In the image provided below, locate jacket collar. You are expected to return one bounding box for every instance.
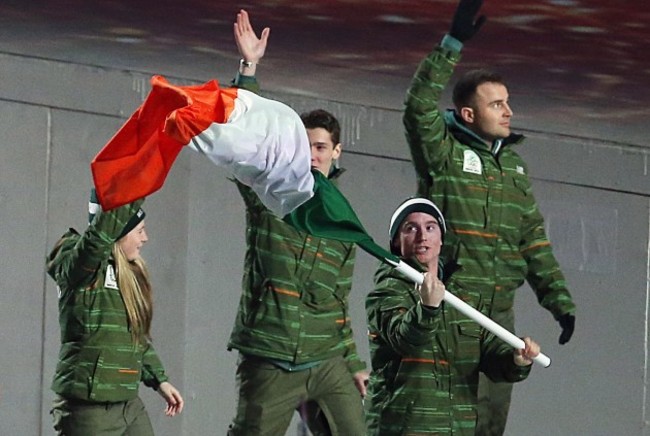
[328,166,346,180]
[443,109,524,154]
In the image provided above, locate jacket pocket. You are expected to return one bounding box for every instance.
[511,174,529,196]
[303,284,342,312]
[379,397,417,435]
[502,174,529,228]
[85,349,141,401]
[244,280,272,327]
[86,350,102,399]
[452,318,482,379]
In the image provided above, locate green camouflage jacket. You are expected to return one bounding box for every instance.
[365,261,531,435]
[227,74,365,374]
[228,180,365,374]
[403,35,576,319]
[46,200,168,402]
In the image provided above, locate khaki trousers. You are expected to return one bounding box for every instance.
[51,395,154,436]
[476,309,515,436]
[228,354,366,436]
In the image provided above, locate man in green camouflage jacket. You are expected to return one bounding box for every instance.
[366,197,540,435]
[227,10,367,436]
[403,1,576,434]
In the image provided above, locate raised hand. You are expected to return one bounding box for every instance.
[449,0,487,43]
[558,313,575,344]
[233,9,270,64]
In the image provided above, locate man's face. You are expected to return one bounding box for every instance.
[117,220,148,261]
[395,212,442,266]
[465,82,513,143]
[307,127,342,176]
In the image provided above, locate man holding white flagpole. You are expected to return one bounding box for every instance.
[226,10,367,436]
[365,198,540,435]
[403,0,577,433]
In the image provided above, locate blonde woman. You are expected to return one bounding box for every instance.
[47,192,183,436]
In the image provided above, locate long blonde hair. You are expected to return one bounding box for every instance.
[113,244,153,345]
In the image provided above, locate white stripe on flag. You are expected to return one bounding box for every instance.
[186,89,314,217]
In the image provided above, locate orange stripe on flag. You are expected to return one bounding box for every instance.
[164,84,237,145]
[91,75,235,210]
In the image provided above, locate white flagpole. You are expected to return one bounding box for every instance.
[390,259,551,368]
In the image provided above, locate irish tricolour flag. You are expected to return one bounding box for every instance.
[91,75,313,217]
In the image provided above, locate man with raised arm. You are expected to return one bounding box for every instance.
[226,10,368,436]
[403,1,576,433]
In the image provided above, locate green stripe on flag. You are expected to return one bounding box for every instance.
[283,170,400,264]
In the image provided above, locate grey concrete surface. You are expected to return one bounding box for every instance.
[0,1,649,435]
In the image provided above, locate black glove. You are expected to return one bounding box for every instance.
[558,314,575,345]
[449,0,487,43]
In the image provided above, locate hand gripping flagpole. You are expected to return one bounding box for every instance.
[390,259,551,368]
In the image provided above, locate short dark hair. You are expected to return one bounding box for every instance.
[300,109,341,145]
[452,69,507,110]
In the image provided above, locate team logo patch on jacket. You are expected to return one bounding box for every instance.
[104,265,118,290]
[462,150,482,175]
